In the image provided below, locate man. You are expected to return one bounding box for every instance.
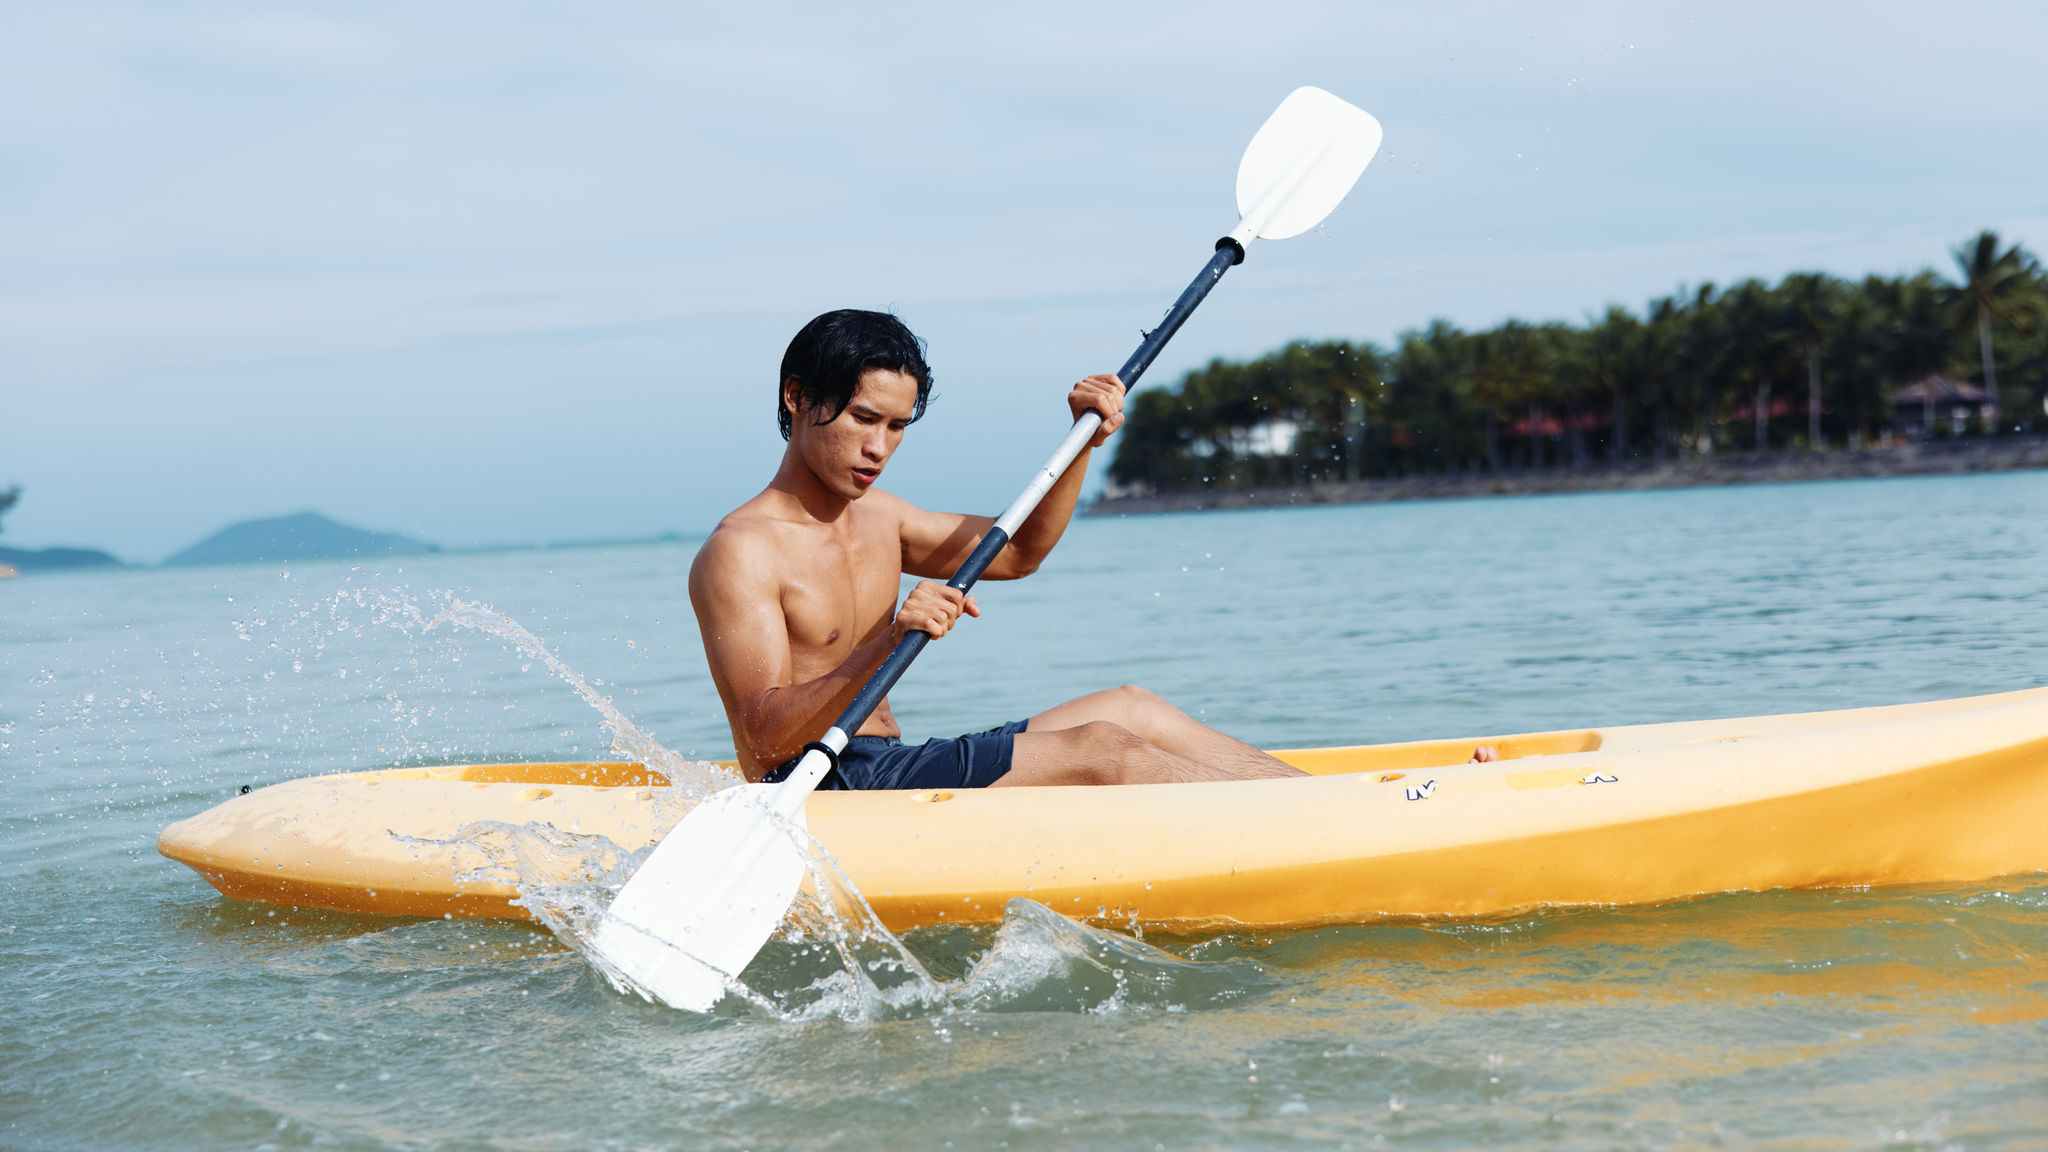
[687,308,1315,791]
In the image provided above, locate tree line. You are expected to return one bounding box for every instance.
[1107,231,2047,494]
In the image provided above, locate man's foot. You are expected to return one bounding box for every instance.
[1469,745,1499,763]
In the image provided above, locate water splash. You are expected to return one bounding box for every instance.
[950,898,1270,1014]
[335,587,1264,1022]
[466,813,1265,1022]
[415,810,959,1020]
[326,587,730,798]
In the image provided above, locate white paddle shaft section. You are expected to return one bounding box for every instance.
[993,414,1105,536]
[768,725,849,813]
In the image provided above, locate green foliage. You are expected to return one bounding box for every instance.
[1109,233,2048,492]
[1946,231,2048,426]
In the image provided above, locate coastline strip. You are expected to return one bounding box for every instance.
[1089,435,2048,515]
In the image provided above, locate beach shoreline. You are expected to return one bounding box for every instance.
[1088,434,2048,515]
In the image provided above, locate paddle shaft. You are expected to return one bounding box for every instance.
[787,240,1248,793]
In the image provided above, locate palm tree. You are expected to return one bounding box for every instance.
[1581,306,1643,466]
[1779,272,1840,449]
[1866,272,1960,439]
[1279,340,1380,483]
[1535,323,1600,469]
[1717,279,1793,454]
[1106,388,1188,492]
[1481,322,1556,468]
[1465,327,1517,471]
[1947,231,2045,431]
[1391,322,1478,473]
[1674,284,1723,457]
[1826,289,1889,447]
[1640,297,1683,464]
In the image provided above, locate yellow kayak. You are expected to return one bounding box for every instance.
[159,686,2048,932]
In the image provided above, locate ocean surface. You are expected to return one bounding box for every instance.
[7,471,2048,1151]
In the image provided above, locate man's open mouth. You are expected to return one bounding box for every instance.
[852,468,880,487]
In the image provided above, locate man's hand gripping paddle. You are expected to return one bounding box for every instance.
[587,86,1383,1011]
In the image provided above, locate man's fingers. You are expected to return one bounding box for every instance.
[1078,380,1123,409]
[899,581,976,639]
[1069,375,1125,418]
[1071,374,1125,447]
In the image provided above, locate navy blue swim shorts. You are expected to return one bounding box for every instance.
[763,719,1029,791]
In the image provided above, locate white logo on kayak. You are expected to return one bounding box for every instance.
[1405,779,1437,801]
[1580,771,1618,785]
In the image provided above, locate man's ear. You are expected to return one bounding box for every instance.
[782,377,803,421]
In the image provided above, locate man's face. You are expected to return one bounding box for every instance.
[788,368,920,500]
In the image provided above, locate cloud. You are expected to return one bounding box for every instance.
[4,1,2046,556]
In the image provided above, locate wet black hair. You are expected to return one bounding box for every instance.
[777,309,933,440]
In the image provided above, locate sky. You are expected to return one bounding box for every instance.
[5,1,2047,561]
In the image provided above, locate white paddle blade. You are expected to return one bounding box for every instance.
[585,784,809,1012]
[1232,86,1383,243]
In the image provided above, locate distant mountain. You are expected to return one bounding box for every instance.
[0,545,123,574]
[166,512,438,567]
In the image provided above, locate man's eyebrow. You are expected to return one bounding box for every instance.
[848,400,906,421]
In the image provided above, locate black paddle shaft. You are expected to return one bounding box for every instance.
[830,239,1248,739]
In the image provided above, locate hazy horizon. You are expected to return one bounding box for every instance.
[7,2,2047,562]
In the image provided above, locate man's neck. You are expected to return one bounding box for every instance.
[765,447,854,525]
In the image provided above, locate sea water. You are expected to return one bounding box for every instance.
[7,472,2048,1150]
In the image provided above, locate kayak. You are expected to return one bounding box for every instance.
[158,686,2048,932]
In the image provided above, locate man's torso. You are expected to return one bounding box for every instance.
[705,492,908,762]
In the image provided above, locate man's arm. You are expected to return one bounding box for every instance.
[690,530,976,774]
[896,374,1125,581]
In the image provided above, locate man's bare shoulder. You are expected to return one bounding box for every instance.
[852,485,918,526]
[689,500,798,594]
[692,487,917,593]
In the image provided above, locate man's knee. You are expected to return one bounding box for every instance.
[1105,684,1172,718]
[1032,721,1146,783]
[1065,721,1154,784]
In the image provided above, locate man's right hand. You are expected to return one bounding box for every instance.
[897,580,980,640]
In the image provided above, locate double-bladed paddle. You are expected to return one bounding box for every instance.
[588,86,1383,1011]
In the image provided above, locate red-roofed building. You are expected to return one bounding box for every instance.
[1891,376,1991,437]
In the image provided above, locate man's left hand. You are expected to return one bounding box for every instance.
[1068,374,1125,447]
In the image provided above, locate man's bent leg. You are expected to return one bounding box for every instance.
[1021,686,1305,781]
[994,722,1250,787]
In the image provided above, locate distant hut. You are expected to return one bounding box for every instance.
[1890,375,1991,438]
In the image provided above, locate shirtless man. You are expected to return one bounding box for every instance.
[688,308,1313,790]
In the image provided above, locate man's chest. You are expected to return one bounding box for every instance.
[777,524,901,651]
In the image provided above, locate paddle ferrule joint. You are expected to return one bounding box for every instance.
[799,740,841,775]
[774,726,850,801]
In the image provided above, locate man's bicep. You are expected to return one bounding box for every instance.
[690,550,794,706]
[896,500,1001,580]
